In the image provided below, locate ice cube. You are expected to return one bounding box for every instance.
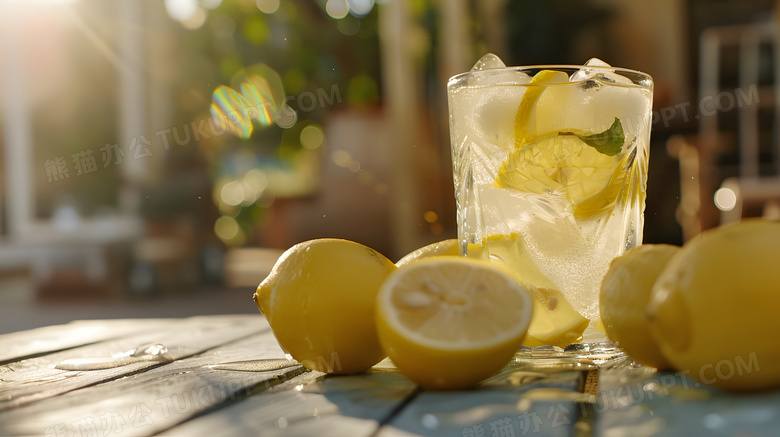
[449,54,531,150]
[571,57,633,86]
[570,58,611,82]
[471,53,506,71]
[449,83,525,155]
[462,54,531,88]
[550,58,652,138]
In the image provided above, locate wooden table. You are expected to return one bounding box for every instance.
[1,315,778,436]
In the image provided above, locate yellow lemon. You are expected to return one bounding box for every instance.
[254,238,397,374]
[648,219,780,391]
[376,257,533,389]
[396,239,460,267]
[600,244,680,369]
[469,234,589,348]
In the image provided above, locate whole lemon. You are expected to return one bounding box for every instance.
[396,239,460,266]
[648,219,780,391]
[254,239,397,374]
[600,244,680,369]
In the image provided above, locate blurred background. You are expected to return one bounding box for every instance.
[1,0,779,334]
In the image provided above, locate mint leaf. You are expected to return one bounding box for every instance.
[577,117,624,156]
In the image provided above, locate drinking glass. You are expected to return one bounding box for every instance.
[447,57,653,356]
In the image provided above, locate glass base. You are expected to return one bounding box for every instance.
[512,341,635,372]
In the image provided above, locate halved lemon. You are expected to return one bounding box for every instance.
[376,257,533,389]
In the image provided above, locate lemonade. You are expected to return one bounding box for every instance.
[448,56,653,325]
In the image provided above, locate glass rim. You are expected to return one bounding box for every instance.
[448,64,653,87]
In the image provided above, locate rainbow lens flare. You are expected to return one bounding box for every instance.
[210,85,254,139]
[211,63,298,138]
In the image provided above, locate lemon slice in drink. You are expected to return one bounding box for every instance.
[470,234,589,347]
[376,257,533,389]
[497,70,628,218]
[514,70,566,145]
[495,135,630,218]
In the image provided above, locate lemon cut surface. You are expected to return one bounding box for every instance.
[376,257,533,389]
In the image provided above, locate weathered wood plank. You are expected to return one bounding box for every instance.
[595,369,780,436]
[159,359,418,437]
[0,319,177,365]
[377,363,588,437]
[0,315,266,411]
[0,324,303,437]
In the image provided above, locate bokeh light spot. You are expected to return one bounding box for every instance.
[347,0,374,17]
[215,216,240,241]
[181,6,207,30]
[165,0,198,22]
[423,211,438,223]
[325,0,349,19]
[256,0,280,14]
[714,187,737,211]
[275,105,298,129]
[348,161,361,172]
[300,125,325,150]
[242,169,268,205]
[332,150,352,167]
[220,180,244,207]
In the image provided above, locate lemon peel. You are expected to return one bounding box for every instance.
[254,238,397,374]
[600,244,680,369]
[648,219,780,391]
[396,239,460,267]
